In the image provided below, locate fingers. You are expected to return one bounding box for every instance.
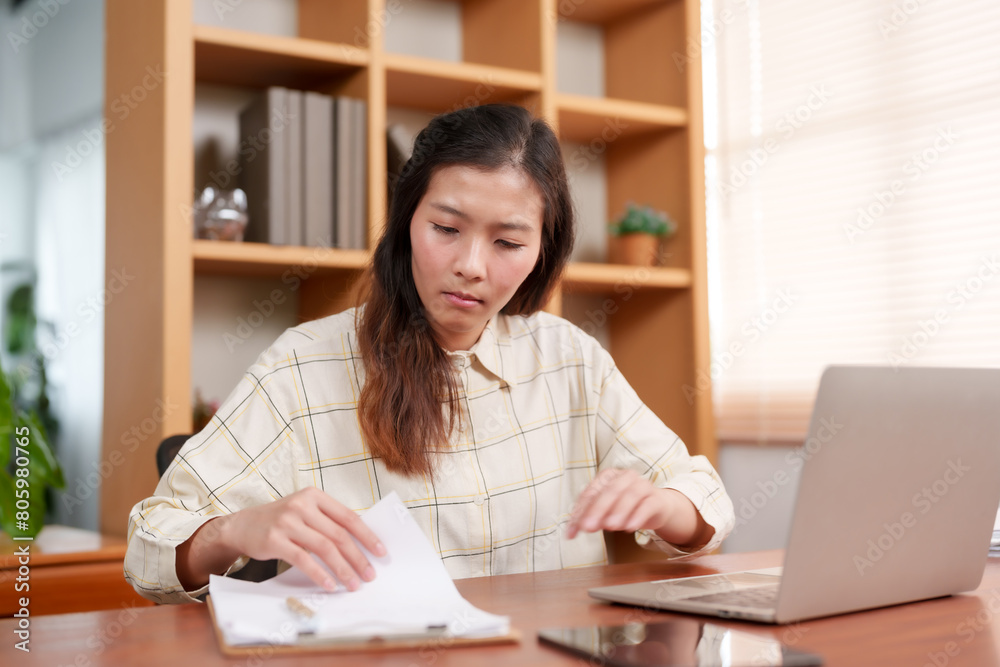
[567,469,665,538]
[315,493,387,559]
[223,488,389,592]
[300,505,378,590]
[277,538,343,592]
[287,489,387,590]
[287,521,370,592]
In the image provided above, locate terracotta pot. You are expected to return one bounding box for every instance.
[609,233,661,266]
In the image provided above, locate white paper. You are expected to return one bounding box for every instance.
[208,492,509,646]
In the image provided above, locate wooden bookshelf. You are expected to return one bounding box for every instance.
[384,54,543,111]
[562,263,692,293]
[556,93,688,143]
[192,240,368,277]
[194,25,369,88]
[103,0,716,566]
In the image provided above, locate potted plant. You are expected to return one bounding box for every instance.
[0,278,64,539]
[607,202,677,267]
[0,359,64,538]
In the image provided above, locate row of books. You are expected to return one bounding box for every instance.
[238,87,367,249]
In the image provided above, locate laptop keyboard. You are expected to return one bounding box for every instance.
[686,585,779,609]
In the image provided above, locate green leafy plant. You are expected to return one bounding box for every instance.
[0,359,64,537]
[608,202,678,237]
[0,277,63,538]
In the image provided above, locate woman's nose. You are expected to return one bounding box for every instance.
[454,238,487,280]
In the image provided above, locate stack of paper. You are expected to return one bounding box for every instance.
[208,492,510,647]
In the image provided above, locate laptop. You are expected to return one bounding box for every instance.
[590,366,1000,624]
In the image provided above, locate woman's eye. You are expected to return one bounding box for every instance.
[496,239,523,250]
[432,224,458,235]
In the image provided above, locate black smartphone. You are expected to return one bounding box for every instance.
[538,619,823,667]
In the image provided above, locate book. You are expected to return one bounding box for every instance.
[351,97,368,249]
[303,92,334,248]
[285,89,303,247]
[333,96,353,249]
[238,87,288,245]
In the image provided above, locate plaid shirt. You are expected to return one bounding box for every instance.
[126,309,734,604]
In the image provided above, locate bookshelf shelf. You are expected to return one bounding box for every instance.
[192,240,369,277]
[558,0,673,24]
[555,93,687,143]
[194,25,368,88]
[563,263,691,293]
[385,54,543,111]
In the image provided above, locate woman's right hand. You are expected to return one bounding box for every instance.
[176,487,387,592]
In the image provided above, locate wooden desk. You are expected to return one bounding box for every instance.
[0,525,154,616]
[4,550,1000,666]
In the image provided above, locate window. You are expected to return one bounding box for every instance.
[704,0,1000,442]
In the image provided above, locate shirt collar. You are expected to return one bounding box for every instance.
[457,314,518,386]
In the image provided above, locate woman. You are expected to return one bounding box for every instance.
[125,104,734,604]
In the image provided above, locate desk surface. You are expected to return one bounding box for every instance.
[0,525,128,569]
[5,550,1000,666]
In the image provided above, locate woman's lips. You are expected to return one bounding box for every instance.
[444,291,482,308]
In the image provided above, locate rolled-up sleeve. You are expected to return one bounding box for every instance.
[124,351,300,604]
[592,347,734,559]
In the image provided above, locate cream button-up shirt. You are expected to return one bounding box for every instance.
[126,309,734,604]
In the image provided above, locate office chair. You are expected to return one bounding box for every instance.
[156,435,278,583]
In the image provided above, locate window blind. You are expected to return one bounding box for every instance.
[703,0,1000,443]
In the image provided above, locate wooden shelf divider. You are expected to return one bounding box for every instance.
[556,93,687,143]
[193,240,369,277]
[194,25,368,88]
[385,53,543,111]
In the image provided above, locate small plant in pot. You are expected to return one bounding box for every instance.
[607,202,677,267]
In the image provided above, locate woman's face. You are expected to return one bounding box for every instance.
[410,164,544,351]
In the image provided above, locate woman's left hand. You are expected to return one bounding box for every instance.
[565,469,713,549]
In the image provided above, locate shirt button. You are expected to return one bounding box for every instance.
[473,494,486,506]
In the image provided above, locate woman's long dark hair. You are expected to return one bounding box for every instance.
[357,104,575,476]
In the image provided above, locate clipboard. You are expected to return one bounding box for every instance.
[206,595,521,656]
